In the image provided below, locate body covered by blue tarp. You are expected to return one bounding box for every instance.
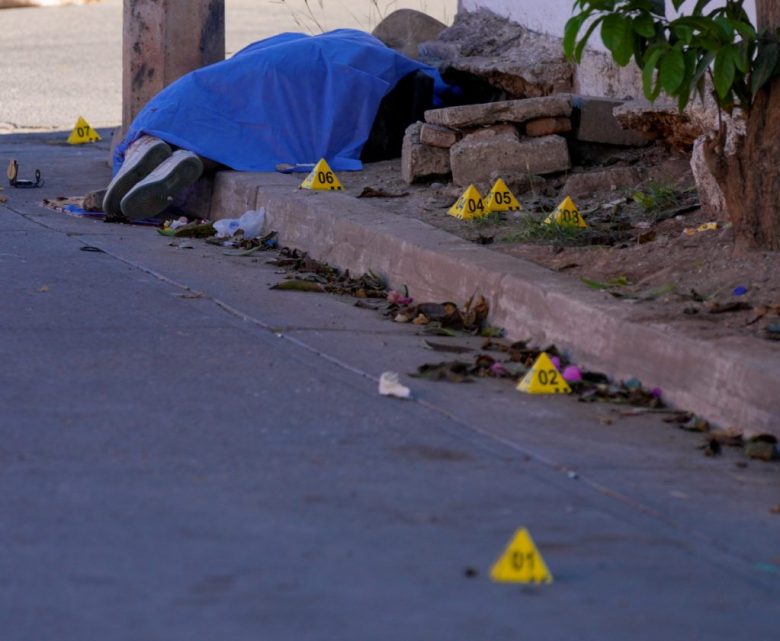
[114,29,446,174]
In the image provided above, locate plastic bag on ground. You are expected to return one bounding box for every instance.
[213,208,266,239]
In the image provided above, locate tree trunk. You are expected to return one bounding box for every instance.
[712,77,780,250]
[757,2,780,30]
[711,0,780,250]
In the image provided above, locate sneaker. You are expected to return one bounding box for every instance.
[102,135,172,219]
[120,150,204,220]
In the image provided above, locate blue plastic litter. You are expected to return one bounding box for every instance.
[114,29,447,175]
[733,286,748,296]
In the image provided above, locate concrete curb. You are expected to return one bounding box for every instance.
[209,171,780,435]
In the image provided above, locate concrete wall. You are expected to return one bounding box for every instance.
[458,0,757,98]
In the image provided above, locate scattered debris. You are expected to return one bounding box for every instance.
[212,208,266,240]
[682,221,718,235]
[221,231,279,255]
[7,159,43,188]
[423,339,474,354]
[378,371,412,399]
[159,221,216,238]
[744,435,778,462]
[269,248,387,298]
[706,300,752,314]
[271,279,326,293]
[177,290,205,299]
[765,324,780,341]
[392,293,494,335]
[699,438,722,457]
[357,186,409,198]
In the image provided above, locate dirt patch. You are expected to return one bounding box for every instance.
[339,152,780,346]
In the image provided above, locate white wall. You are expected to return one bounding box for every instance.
[458,0,757,98]
[460,0,757,51]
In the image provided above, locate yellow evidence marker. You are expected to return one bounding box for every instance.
[299,159,343,191]
[448,184,486,220]
[544,196,587,228]
[516,352,571,395]
[66,116,101,144]
[484,178,522,213]
[490,528,553,584]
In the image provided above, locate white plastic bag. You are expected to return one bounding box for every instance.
[213,208,266,239]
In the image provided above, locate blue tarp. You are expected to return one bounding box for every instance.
[114,29,446,174]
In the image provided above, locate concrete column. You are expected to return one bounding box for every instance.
[122,0,225,131]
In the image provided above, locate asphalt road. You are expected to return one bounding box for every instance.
[0,0,456,130]
[2,2,780,638]
[1,130,779,640]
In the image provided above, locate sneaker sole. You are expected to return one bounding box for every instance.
[102,141,172,218]
[119,154,204,220]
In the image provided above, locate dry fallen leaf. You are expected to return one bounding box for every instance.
[38,284,49,293]
[271,279,326,293]
[178,290,205,299]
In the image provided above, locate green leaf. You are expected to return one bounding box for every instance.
[660,47,686,93]
[752,42,779,96]
[649,0,665,17]
[671,23,693,45]
[691,51,715,99]
[734,43,750,74]
[601,14,630,53]
[613,23,636,66]
[574,16,605,62]
[714,16,734,42]
[713,46,736,98]
[729,19,756,43]
[676,49,697,111]
[692,0,713,15]
[642,45,665,100]
[564,13,588,61]
[633,13,656,38]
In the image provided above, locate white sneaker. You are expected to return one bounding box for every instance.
[120,150,204,220]
[103,135,172,219]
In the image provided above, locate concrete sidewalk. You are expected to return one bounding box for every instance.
[207,170,780,436]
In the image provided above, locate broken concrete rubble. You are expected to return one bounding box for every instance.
[526,117,572,137]
[424,95,572,129]
[402,92,666,188]
[402,122,451,184]
[613,100,706,151]
[450,132,570,186]
[419,123,460,149]
[419,8,573,99]
[573,96,651,147]
[562,167,642,201]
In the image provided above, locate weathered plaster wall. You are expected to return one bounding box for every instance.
[457,0,757,98]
